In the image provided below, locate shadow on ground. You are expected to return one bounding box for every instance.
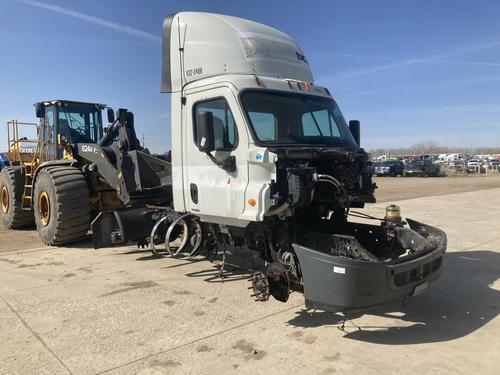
[287,250,499,344]
[184,250,260,283]
[110,242,500,345]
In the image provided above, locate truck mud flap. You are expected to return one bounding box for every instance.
[292,239,446,312]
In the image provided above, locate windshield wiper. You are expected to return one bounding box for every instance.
[309,111,324,136]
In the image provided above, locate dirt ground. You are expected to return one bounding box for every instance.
[0,176,499,374]
[0,228,46,253]
[374,173,500,203]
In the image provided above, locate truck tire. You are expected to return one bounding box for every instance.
[33,167,90,246]
[0,167,34,229]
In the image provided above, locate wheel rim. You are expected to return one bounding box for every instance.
[1,186,9,214]
[38,191,51,226]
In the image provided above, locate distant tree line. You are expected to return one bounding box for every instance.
[368,140,500,158]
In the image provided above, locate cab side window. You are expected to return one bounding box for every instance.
[194,98,237,151]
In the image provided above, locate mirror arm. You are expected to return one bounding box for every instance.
[206,152,236,173]
[206,152,221,166]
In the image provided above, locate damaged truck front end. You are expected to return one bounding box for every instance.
[248,145,446,312]
[293,218,446,312]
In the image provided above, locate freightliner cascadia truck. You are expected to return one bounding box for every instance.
[93,12,447,312]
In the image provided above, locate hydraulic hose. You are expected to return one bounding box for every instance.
[149,212,193,257]
[165,213,191,256]
[150,216,169,256]
[316,173,351,214]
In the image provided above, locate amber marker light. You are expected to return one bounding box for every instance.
[248,199,257,207]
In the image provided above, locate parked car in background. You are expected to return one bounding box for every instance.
[466,159,483,173]
[374,160,405,176]
[489,159,500,170]
[437,154,448,164]
[404,159,441,177]
[454,161,466,172]
[467,158,481,167]
[446,153,465,163]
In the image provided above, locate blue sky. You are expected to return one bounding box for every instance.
[1,0,499,152]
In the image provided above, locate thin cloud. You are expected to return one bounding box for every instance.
[308,52,401,63]
[313,52,500,68]
[16,0,161,44]
[435,59,500,67]
[324,38,500,81]
[336,74,500,97]
[311,52,403,63]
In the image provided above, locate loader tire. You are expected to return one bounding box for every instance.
[0,167,34,229]
[33,167,90,246]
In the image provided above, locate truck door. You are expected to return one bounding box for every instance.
[184,88,248,221]
[43,105,58,160]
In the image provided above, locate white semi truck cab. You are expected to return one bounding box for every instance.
[161,12,375,225]
[94,12,447,312]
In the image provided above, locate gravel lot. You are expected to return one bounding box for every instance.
[374,172,500,202]
[0,176,499,375]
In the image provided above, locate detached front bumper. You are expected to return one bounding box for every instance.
[292,220,447,312]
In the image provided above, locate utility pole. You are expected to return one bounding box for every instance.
[142,133,145,148]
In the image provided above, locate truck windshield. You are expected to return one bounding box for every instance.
[58,103,103,143]
[240,90,357,148]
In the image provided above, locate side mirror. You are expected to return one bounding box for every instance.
[349,120,361,147]
[35,103,45,118]
[107,108,115,123]
[196,112,215,152]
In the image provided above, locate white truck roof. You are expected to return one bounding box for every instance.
[161,12,313,93]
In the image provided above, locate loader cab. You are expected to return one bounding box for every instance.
[35,100,105,159]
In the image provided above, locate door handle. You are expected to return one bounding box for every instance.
[190,183,198,204]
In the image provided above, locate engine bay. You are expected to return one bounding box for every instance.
[269,147,376,218]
